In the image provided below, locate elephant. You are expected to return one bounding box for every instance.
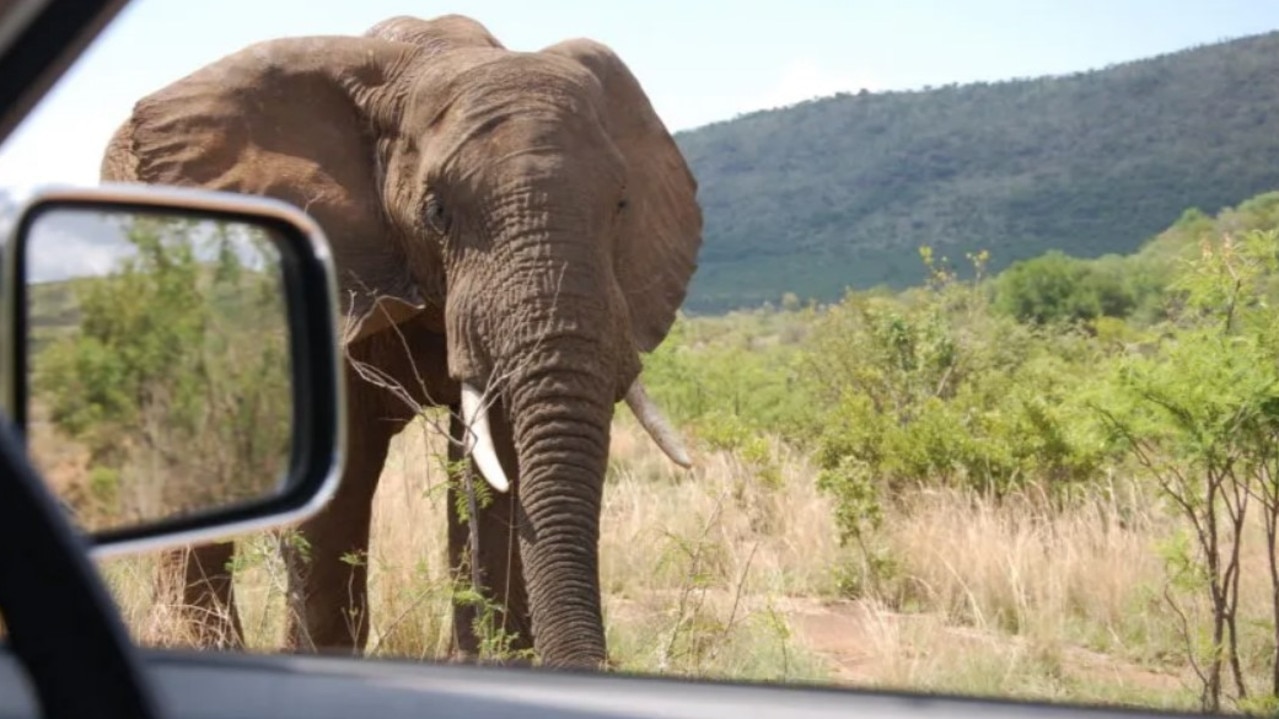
[98,13,701,669]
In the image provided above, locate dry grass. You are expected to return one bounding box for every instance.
[93,412,837,682]
[880,482,1166,649]
[832,482,1196,708]
[599,414,838,680]
[88,413,1279,712]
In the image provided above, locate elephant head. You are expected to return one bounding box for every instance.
[102,14,700,667]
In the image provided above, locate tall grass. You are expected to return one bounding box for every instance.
[88,413,1276,713]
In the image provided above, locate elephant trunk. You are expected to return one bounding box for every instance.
[504,344,613,668]
[447,191,635,667]
[495,237,618,667]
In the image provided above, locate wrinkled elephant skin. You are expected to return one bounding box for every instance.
[99,13,702,670]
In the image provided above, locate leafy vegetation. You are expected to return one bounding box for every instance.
[675,30,1279,312]
[1093,228,1279,713]
[31,187,1279,711]
[27,213,292,531]
[633,189,1279,712]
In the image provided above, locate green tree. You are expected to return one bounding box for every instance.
[30,213,291,530]
[1095,229,1279,713]
[994,251,1113,325]
[810,250,1113,560]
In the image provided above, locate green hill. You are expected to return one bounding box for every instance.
[674,30,1279,313]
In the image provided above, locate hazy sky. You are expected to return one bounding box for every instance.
[0,0,1277,196]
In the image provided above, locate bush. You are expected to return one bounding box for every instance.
[809,250,1119,547]
[640,309,821,445]
[994,250,1134,325]
[30,214,291,529]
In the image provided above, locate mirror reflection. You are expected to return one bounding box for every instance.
[24,208,293,534]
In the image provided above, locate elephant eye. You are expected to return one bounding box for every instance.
[425,196,450,235]
[616,198,629,213]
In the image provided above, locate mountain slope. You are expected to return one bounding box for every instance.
[674,30,1279,312]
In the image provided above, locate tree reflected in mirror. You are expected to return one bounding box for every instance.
[25,209,292,534]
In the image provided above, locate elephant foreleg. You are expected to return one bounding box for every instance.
[154,542,243,649]
[281,378,396,654]
[447,402,532,664]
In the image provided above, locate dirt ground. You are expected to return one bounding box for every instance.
[782,596,1185,694]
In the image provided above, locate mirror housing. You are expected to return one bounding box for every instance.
[1,183,346,556]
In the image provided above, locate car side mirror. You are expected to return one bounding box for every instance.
[1,184,345,555]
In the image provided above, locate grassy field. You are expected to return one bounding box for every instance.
[84,412,1227,712]
[33,196,1279,715]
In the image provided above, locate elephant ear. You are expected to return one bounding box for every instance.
[102,36,427,344]
[541,39,702,353]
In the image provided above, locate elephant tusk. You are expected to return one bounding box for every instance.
[461,384,511,493]
[624,379,693,469]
